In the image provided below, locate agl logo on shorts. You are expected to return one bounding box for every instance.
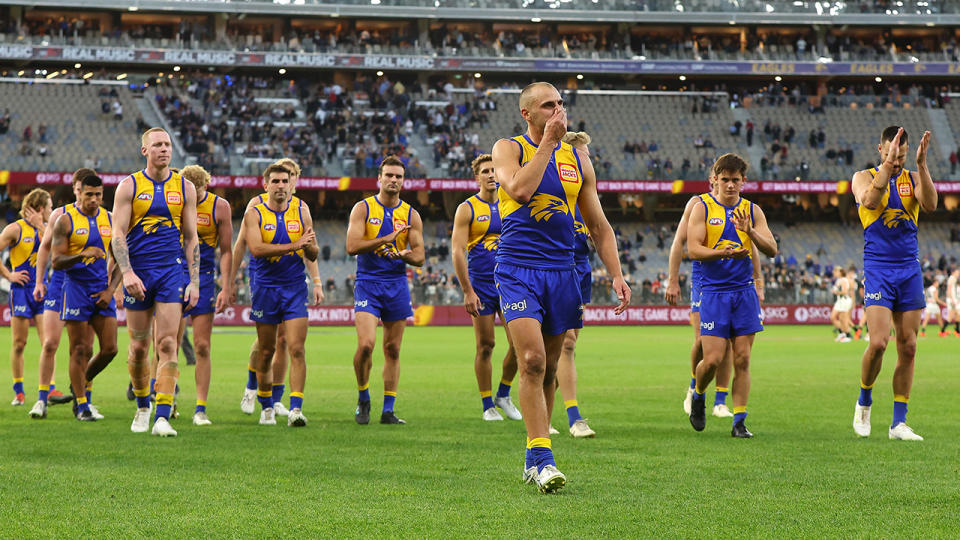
[865,291,882,301]
[502,299,527,312]
[701,321,715,330]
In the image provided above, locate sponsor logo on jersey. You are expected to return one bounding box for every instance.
[264,223,276,231]
[166,191,182,205]
[286,220,301,233]
[477,215,490,222]
[99,226,111,238]
[22,237,33,244]
[368,217,382,225]
[898,182,913,197]
[558,163,579,183]
[75,228,89,236]
[137,192,153,201]
[393,219,407,232]
[708,217,723,226]
[197,213,212,226]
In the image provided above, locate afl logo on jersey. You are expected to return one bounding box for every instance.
[558,163,579,183]
[264,223,276,231]
[708,217,723,226]
[137,193,153,201]
[898,182,913,197]
[23,237,33,243]
[477,215,490,222]
[166,192,183,205]
[368,217,382,225]
[99,226,111,237]
[197,213,212,226]
[75,228,89,235]
[286,220,301,233]
[393,219,408,232]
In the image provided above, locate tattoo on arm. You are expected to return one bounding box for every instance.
[191,243,200,284]
[111,235,132,273]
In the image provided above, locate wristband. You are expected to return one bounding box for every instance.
[313,278,323,285]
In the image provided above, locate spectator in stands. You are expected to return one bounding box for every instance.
[37,124,47,143]
[0,109,9,135]
[22,124,32,142]
[746,120,754,147]
[101,100,111,116]
[112,99,123,120]
[321,244,331,262]
[37,144,48,159]
[951,150,958,175]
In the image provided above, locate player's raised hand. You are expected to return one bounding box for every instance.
[463,290,482,317]
[731,209,752,234]
[22,206,44,229]
[916,130,931,168]
[33,281,46,302]
[612,276,631,315]
[543,107,567,145]
[8,269,29,286]
[382,224,411,245]
[883,127,904,167]
[122,270,146,301]
[664,280,681,305]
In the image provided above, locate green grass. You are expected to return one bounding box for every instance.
[1,325,958,538]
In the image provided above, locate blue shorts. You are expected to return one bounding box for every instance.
[184,273,216,317]
[354,278,412,323]
[690,277,702,314]
[123,263,184,311]
[494,262,582,336]
[251,280,308,324]
[576,262,592,305]
[699,287,763,338]
[61,278,116,321]
[471,275,499,317]
[44,271,64,312]
[863,262,924,313]
[9,287,42,319]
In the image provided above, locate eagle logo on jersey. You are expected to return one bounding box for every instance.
[139,216,173,234]
[881,208,912,228]
[529,193,569,222]
[28,253,37,267]
[713,238,742,250]
[574,220,589,236]
[374,243,398,258]
[482,237,499,251]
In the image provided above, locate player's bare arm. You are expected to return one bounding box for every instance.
[687,203,748,261]
[577,148,631,313]
[111,177,146,299]
[396,209,425,267]
[50,214,104,270]
[913,130,938,211]
[344,201,407,255]
[183,181,200,287]
[751,244,765,303]
[666,196,701,305]
[33,206,65,300]
[243,207,313,258]
[299,205,320,262]
[451,202,480,316]
[855,127,903,209]
[214,197,234,312]
[0,223,28,285]
[733,205,777,257]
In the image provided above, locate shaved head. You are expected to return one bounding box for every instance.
[519,82,558,112]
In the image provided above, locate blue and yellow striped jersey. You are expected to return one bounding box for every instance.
[572,206,590,267]
[859,167,919,265]
[247,194,303,278]
[196,192,221,275]
[497,135,583,269]
[8,219,40,289]
[465,194,500,279]
[63,203,112,285]
[356,195,412,281]
[126,169,185,268]
[250,201,307,287]
[698,194,754,292]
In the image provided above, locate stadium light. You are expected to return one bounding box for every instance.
[279,68,287,75]
[875,77,882,83]
[17,70,24,76]
[775,76,782,81]
[74,63,81,69]
[117,73,127,80]
[173,66,181,72]
[128,6,138,11]
[83,72,93,79]
[376,71,384,76]
[371,0,381,4]
[474,73,481,78]
[531,17,542,22]
[46,71,59,79]
[679,75,686,81]
[576,74,584,80]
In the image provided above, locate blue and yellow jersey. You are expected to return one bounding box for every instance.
[126,169,185,268]
[497,135,583,269]
[573,206,590,267]
[465,194,500,279]
[247,194,303,277]
[63,203,112,285]
[250,201,306,287]
[356,195,413,281]
[196,192,221,275]
[698,194,754,292]
[689,194,710,287]
[859,167,920,265]
[8,219,40,289]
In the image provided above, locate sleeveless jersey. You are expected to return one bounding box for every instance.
[497,135,583,269]
[45,205,67,290]
[247,193,303,279]
[465,194,500,280]
[196,192,221,275]
[8,219,40,289]
[689,194,710,286]
[858,167,919,265]
[250,201,306,287]
[698,194,754,292]
[573,206,590,267]
[63,203,112,285]
[356,195,412,281]
[126,169,185,268]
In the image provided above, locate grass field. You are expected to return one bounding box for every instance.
[0,324,958,538]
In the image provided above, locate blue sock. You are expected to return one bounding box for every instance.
[530,447,556,473]
[290,392,303,410]
[77,397,90,413]
[689,376,696,390]
[692,390,705,401]
[565,400,582,427]
[246,368,257,391]
[38,385,50,403]
[358,385,370,402]
[257,391,272,410]
[85,384,92,404]
[155,404,171,420]
[858,386,873,407]
[383,392,396,412]
[733,410,747,425]
[496,379,512,399]
[481,391,494,411]
[149,378,156,396]
[272,384,285,406]
[136,395,151,409]
[714,388,728,406]
[49,383,56,392]
[525,447,533,470]
[892,398,908,427]
[13,380,24,394]
[195,402,206,414]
